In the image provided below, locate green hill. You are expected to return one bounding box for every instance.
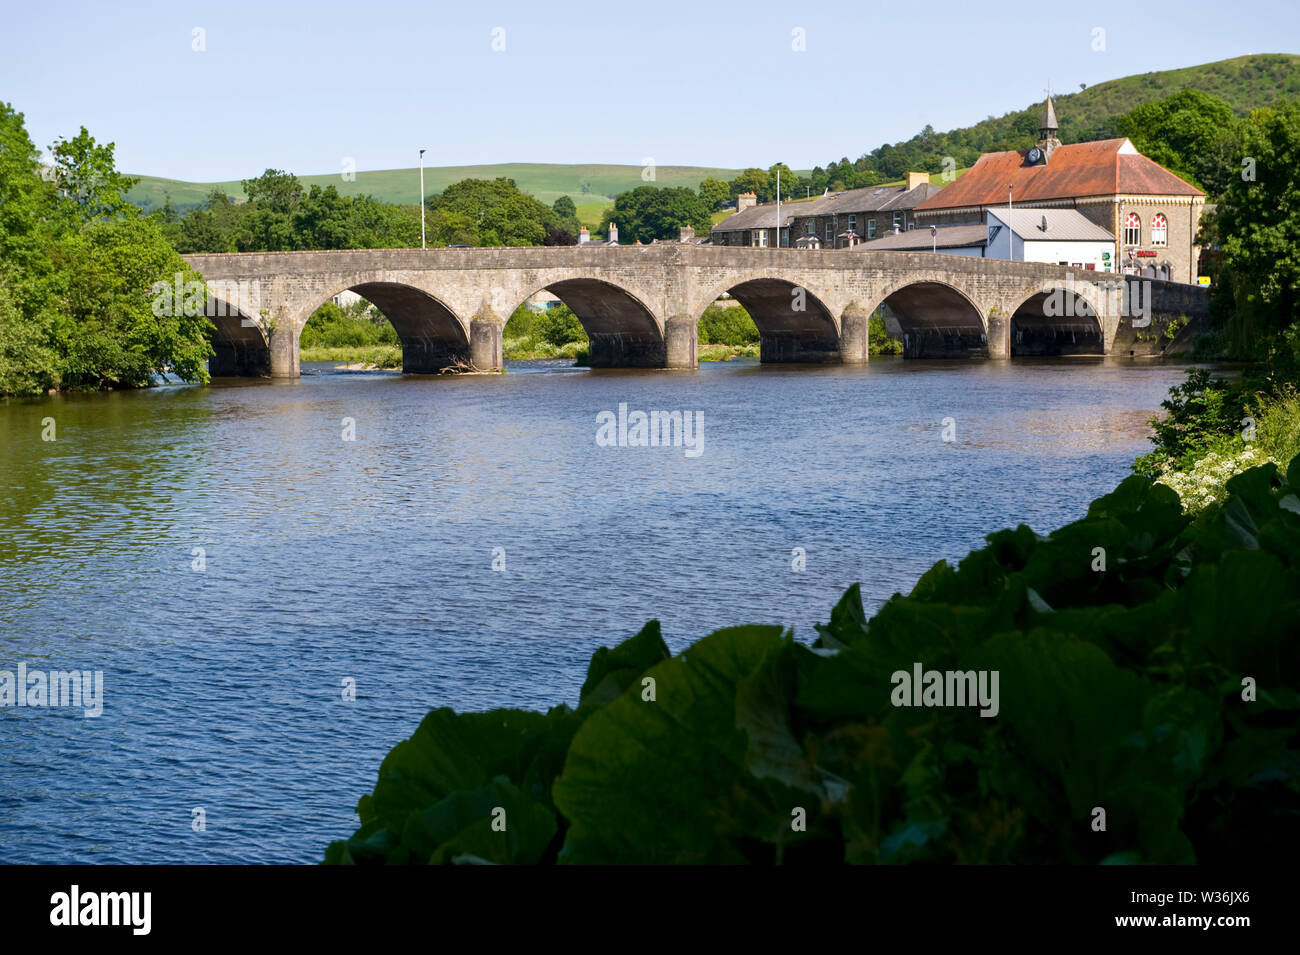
[126,163,757,226]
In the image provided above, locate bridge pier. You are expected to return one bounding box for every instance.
[470,318,504,371]
[839,303,870,364]
[987,310,1011,359]
[665,317,698,369]
[270,325,300,379]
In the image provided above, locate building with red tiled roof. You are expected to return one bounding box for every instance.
[915,97,1207,283]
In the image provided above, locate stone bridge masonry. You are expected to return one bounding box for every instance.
[182,245,1210,378]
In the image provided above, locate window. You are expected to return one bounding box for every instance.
[825,224,833,244]
[780,228,789,248]
[892,212,903,230]
[805,220,815,235]
[867,219,876,239]
[848,215,857,233]
[1123,212,1141,246]
[1151,213,1168,247]
[753,229,767,248]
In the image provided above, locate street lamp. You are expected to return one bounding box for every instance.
[419,148,427,249]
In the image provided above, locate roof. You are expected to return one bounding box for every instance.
[987,207,1114,241]
[851,224,990,252]
[712,180,942,234]
[916,138,1204,211]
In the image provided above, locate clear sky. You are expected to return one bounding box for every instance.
[2,0,1296,182]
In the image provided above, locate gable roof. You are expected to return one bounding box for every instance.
[987,207,1114,241]
[712,180,941,234]
[916,138,1203,212]
[852,223,989,252]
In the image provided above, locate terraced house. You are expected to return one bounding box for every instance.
[711,173,940,249]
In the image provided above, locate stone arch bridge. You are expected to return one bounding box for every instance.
[182,246,1208,377]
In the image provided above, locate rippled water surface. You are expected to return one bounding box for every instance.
[0,356,1195,862]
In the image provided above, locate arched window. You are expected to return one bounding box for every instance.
[1123,212,1141,246]
[1151,213,1168,247]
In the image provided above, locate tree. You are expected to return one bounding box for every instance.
[1211,101,1300,364]
[729,168,771,203]
[552,195,577,220]
[425,178,557,246]
[767,163,800,199]
[1119,91,1238,195]
[49,127,139,224]
[604,186,711,244]
[48,216,214,388]
[698,177,729,211]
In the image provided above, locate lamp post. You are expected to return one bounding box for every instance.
[419,148,427,249]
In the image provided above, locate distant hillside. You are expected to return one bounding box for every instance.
[126,163,759,226]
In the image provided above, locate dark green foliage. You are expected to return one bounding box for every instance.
[0,102,213,395]
[697,304,758,346]
[868,314,903,356]
[326,459,1300,864]
[603,185,711,244]
[299,300,397,349]
[1133,369,1249,476]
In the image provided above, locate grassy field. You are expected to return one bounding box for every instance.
[127,163,767,217]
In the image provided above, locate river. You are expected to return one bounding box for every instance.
[0,356,1194,862]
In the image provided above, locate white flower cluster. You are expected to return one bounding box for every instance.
[1156,446,1275,515]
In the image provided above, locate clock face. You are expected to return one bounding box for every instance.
[1027,147,1043,164]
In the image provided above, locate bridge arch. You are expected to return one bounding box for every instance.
[1007,281,1105,357]
[205,296,270,377]
[508,277,665,368]
[695,273,841,363]
[309,278,471,373]
[868,280,988,359]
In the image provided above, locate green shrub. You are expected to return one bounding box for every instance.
[1134,368,1249,477]
[300,300,397,348]
[536,304,586,347]
[698,303,759,346]
[1255,387,1300,467]
[325,455,1300,865]
[869,313,903,356]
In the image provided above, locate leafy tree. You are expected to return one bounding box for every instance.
[698,176,729,212]
[425,178,557,247]
[603,186,710,244]
[729,168,771,203]
[47,216,213,388]
[1119,91,1238,194]
[49,127,139,224]
[1211,101,1300,363]
[552,195,577,220]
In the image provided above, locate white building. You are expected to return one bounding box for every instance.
[984,208,1116,272]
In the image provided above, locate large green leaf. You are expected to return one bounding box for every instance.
[554,625,792,863]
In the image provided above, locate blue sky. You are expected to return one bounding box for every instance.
[2,0,1296,181]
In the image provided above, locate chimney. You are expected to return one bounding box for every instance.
[578,226,590,244]
[905,171,929,191]
[608,222,618,244]
[678,225,695,242]
[736,191,757,212]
